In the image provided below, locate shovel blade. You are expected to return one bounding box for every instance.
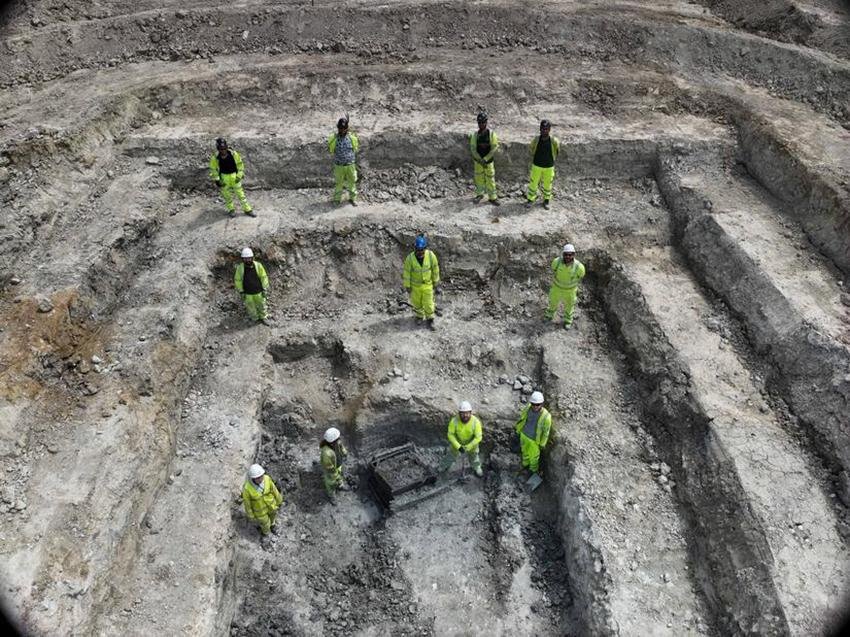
[526,472,543,491]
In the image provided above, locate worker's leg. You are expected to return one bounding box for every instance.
[255,514,271,536]
[467,447,482,474]
[410,285,425,319]
[421,284,435,320]
[521,436,541,473]
[233,180,252,213]
[439,446,459,472]
[473,162,486,196]
[527,164,543,202]
[333,165,345,203]
[562,287,578,325]
[243,293,260,320]
[342,164,358,201]
[220,176,236,212]
[545,285,566,320]
[323,471,339,496]
[484,162,497,201]
[268,510,277,530]
[541,167,555,202]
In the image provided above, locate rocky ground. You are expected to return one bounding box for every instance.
[1,0,850,635]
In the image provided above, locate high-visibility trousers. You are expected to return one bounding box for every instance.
[519,433,542,473]
[409,284,435,320]
[545,284,577,325]
[253,510,277,535]
[243,292,267,320]
[333,163,357,202]
[219,173,252,212]
[473,161,497,199]
[527,164,555,202]
[439,445,482,472]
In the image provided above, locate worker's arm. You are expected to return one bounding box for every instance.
[234,264,244,293]
[270,478,283,507]
[209,154,220,182]
[256,262,270,291]
[538,413,552,449]
[327,134,337,155]
[320,449,336,472]
[447,419,462,452]
[551,257,560,274]
[338,443,348,461]
[469,133,483,163]
[241,485,256,519]
[234,151,245,181]
[402,255,412,289]
[576,261,586,281]
[481,131,499,163]
[552,137,560,161]
[470,417,483,449]
[430,251,440,286]
[350,133,359,154]
[514,407,528,433]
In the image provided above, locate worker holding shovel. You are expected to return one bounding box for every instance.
[515,391,552,489]
[439,401,483,477]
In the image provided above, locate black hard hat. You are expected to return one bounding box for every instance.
[215,137,227,149]
[477,112,488,124]
[337,117,349,129]
[540,119,551,130]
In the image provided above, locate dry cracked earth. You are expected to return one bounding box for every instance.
[2,0,850,635]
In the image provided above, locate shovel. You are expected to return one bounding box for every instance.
[458,450,469,484]
[526,472,543,492]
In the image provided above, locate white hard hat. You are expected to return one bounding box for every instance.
[458,400,472,413]
[324,427,341,443]
[530,391,544,404]
[241,247,254,258]
[248,464,265,479]
[562,244,575,254]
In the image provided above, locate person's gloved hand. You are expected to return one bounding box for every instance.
[216,179,223,187]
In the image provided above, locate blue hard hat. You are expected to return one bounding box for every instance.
[414,235,428,249]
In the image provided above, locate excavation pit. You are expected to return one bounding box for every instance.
[366,442,440,511]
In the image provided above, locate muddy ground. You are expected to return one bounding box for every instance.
[1,0,850,636]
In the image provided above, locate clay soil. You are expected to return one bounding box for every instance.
[2,1,850,636]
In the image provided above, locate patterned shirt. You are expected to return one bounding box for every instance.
[334,134,356,165]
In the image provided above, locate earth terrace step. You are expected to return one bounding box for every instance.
[657,161,850,506]
[541,328,711,635]
[620,246,848,635]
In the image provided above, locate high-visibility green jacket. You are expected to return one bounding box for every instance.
[209,150,245,182]
[234,261,269,293]
[550,258,585,290]
[241,474,283,521]
[515,405,552,448]
[529,136,561,164]
[403,250,440,288]
[320,442,348,474]
[469,130,500,163]
[447,414,483,452]
[327,132,360,155]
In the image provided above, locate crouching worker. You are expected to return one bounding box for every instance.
[320,427,348,502]
[439,400,483,477]
[241,463,283,543]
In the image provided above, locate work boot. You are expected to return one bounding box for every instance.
[474,466,483,477]
[260,317,272,326]
[543,199,550,210]
[228,209,237,217]
[489,198,501,206]
[473,194,484,204]
[525,200,534,209]
[245,209,257,217]
[426,317,436,331]
[564,322,572,331]
[350,199,358,207]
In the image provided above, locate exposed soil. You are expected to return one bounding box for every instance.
[1,1,850,636]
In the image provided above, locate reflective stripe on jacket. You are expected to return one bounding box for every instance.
[403,250,440,288]
[515,405,552,448]
[447,414,483,452]
[551,258,585,290]
[209,150,246,181]
[234,261,269,293]
[241,474,283,520]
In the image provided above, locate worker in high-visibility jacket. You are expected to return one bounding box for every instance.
[439,401,483,477]
[546,243,585,330]
[525,120,561,210]
[402,234,440,329]
[209,138,254,217]
[515,392,552,477]
[320,427,348,500]
[234,246,271,325]
[241,463,283,540]
[328,117,360,206]
[469,112,501,205]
